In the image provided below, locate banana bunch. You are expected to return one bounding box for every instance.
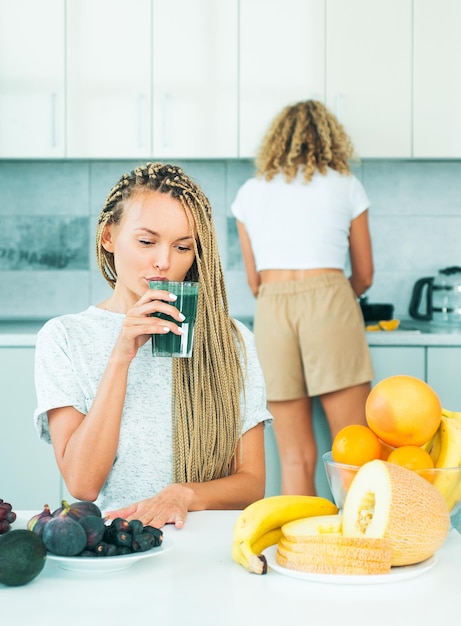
[232,495,338,574]
[424,408,461,511]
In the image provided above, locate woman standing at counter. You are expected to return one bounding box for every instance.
[33,162,271,528]
[231,100,374,496]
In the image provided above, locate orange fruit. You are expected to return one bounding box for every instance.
[387,445,435,471]
[332,424,382,466]
[365,375,442,447]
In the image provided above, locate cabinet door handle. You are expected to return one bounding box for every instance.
[161,93,170,148]
[137,94,147,148]
[50,93,57,148]
[335,92,344,122]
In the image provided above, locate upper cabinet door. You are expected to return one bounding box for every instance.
[66,0,152,158]
[152,0,238,159]
[413,0,461,158]
[0,0,65,158]
[326,0,412,158]
[239,0,325,159]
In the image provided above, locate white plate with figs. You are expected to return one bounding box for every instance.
[264,546,437,585]
[46,538,173,573]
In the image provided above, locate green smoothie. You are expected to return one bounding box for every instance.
[149,281,199,357]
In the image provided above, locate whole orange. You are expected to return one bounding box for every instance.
[332,424,382,466]
[387,445,435,471]
[365,375,442,447]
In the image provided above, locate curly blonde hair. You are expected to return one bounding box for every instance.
[96,162,245,484]
[256,100,357,183]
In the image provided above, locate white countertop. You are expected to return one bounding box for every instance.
[3,510,461,626]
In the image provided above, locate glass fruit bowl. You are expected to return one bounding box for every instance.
[322,451,461,526]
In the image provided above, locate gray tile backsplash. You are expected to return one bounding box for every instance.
[1,159,460,321]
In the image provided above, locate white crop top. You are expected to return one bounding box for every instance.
[231,168,369,271]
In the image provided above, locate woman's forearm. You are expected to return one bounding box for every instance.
[50,354,130,501]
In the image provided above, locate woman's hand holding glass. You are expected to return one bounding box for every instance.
[112,287,185,363]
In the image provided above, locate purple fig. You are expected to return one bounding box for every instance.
[42,505,87,556]
[52,500,101,521]
[79,515,106,549]
[27,505,53,537]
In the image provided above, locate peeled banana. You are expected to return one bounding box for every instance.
[232,495,338,574]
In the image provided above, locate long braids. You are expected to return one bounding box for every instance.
[96,163,245,483]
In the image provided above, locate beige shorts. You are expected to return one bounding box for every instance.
[253,274,374,400]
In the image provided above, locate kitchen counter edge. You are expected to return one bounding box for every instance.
[3,318,461,347]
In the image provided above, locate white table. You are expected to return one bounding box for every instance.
[3,511,461,626]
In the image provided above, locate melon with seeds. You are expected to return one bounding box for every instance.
[342,459,450,566]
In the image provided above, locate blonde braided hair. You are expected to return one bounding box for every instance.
[255,100,357,183]
[96,162,245,483]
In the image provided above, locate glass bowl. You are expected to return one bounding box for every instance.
[322,451,461,527]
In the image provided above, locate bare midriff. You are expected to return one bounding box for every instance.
[259,268,343,283]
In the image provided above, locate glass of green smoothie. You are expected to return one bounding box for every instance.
[149,281,199,357]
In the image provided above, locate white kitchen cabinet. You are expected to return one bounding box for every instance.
[413,0,461,158]
[326,0,412,158]
[427,347,461,409]
[0,348,61,509]
[152,0,238,158]
[369,346,426,384]
[238,0,325,158]
[66,0,152,158]
[0,0,65,158]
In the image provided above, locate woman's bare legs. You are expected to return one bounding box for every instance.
[319,382,371,440]
[268,382,371,496]
[268,397,317,496]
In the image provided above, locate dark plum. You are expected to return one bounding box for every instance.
[142,525,163,545]
[93,541,118,557]
[128,519,144,535]
[132,533,156,552]
[108,517,130,532]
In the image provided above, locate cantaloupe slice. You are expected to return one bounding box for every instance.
[278,514,392,575]
[282,514,343,541]
[276,535,392,575]
[342,459,450,566]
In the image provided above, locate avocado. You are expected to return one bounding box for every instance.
[0,529,47,586]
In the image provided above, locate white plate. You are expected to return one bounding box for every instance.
[46,538,172,573]
[263,545,437,585]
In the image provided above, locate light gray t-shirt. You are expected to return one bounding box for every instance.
[34,306,271,510]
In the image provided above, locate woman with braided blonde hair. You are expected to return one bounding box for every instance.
[34,162,270,528]
[231,100,374,496]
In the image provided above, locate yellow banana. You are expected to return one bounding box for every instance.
[430,416,461,511]
[231,528,283,573]
[232,495,338,574]
[422,425,442,464]
[442,409,461,424]
[231,541,250,571]
[250,526,283,555]
[434,416,461,468]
